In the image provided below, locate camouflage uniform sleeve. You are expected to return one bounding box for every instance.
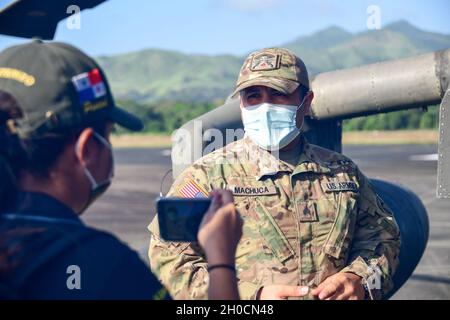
[148,162,263,300]
[238,282,263,300]
[340,168,401,299]
[148,164,211,300]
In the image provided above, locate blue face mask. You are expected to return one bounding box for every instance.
[242,99,306,151]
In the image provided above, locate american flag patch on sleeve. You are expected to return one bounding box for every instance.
[177,180,208,198]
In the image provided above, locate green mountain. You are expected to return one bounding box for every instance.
[97,21,450,104]
[97,50,242,104]
[283,20,450,74]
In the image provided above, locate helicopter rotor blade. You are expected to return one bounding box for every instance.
[0,0,107,40]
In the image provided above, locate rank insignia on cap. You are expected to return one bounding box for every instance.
[177,180,208,198]
[71,68,107,107]
[250,53,281,71]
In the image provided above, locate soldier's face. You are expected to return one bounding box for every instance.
[240,85,301,107]
[240,85,312,129]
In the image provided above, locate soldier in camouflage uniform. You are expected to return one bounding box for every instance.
[148,48,401,300]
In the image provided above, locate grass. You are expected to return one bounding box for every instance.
[342,130,438,145]
[111,130,438,148]
[111,134,172,148]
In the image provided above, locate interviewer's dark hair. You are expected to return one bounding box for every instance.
[0,90,23,212]
[298,84,310,101]
[0,90,106,212]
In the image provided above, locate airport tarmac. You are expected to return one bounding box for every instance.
[83,144,450,300]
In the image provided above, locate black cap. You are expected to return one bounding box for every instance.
[0,40,143,138]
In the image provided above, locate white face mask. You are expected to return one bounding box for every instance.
[241,97,306,151]
[76,131,114,213]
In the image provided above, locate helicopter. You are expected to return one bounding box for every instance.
[172,48,450,298]
[1,0,449,300]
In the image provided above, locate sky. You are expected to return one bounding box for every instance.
[0,0,449,57]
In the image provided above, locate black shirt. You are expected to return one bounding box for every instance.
[0,191,170,300]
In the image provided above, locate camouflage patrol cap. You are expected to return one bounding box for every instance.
[231,48,309,98]
[0,40,143,138]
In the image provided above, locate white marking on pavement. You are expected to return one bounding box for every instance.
[409,154,438,161]
[426,240,450,248]
[430,222,450,228]
[415,265,450,273]
[161,149,171,157]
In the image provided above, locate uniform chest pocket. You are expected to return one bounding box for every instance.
[297,192,357,259]
[252,198,295,264]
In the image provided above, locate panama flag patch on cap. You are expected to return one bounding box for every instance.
[71,68,107,105]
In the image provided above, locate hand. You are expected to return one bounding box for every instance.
[257,285,310,300]
[311,272,365,300]
[197,189,243,265]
